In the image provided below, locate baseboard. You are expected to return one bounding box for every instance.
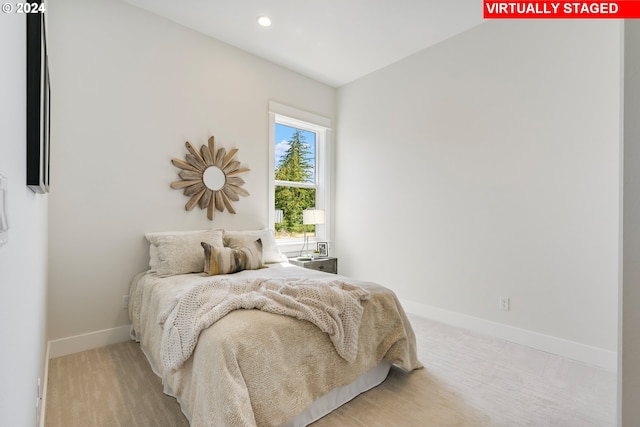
[46,305,617,372]
[48,325,132,359]
[400,299,617,372]
[39,341,50,427]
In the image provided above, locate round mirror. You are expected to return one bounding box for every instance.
[203,166,225,191]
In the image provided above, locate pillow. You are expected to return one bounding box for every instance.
[149,244,159,271]
[202,239,264,275]
[223,229,287,263]
[145,229,224,276]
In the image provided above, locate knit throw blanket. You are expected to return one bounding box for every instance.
[159,277,370,371]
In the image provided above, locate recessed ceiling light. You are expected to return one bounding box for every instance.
[257,16,272,27]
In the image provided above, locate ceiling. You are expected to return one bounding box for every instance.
[120,0,484,87]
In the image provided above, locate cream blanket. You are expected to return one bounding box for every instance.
[159,277,370,371]
[129,265,423,426]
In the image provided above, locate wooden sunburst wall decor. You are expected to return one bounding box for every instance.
[171,136,250,220]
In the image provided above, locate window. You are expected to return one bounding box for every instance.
[274,123,317,238]
[269,102,331,253]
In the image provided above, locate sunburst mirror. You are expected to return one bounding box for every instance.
[171,136,250,220]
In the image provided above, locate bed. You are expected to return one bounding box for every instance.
[129,229,422,426]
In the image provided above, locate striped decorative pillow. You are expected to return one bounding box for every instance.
[202,239,264,275]
[223,229,287,263]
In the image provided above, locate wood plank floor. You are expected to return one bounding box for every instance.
[45,314,616,426]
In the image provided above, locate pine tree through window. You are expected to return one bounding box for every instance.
[274,125,317,238]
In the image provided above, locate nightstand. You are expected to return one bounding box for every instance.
[288,257,338,274]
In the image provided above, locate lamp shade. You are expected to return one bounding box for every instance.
[302,209,325,225]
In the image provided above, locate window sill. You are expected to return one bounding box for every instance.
[277,239,321,257]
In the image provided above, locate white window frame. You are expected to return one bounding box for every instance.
[268,101,332,255]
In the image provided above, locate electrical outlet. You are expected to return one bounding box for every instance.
[499,296,510,311]
[122,295,129,309]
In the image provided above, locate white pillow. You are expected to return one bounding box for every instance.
[223,229,287,263]
[145,229,224,276]
[149,244,159,271]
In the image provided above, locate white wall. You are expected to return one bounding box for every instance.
[336,20,621,359]
[46,0,335,343]
[0,11,49,427]
[622,19,640,427]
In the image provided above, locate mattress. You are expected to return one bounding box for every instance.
[129,262,422,426]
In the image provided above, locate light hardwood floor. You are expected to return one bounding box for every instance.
[45,314,616,426]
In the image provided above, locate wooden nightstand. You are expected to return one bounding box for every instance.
[288,257,338,274]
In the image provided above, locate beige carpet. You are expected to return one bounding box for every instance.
[45,314,616,427]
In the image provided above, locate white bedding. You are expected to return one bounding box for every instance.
[129,262,422,426]
[159,276,370,370]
